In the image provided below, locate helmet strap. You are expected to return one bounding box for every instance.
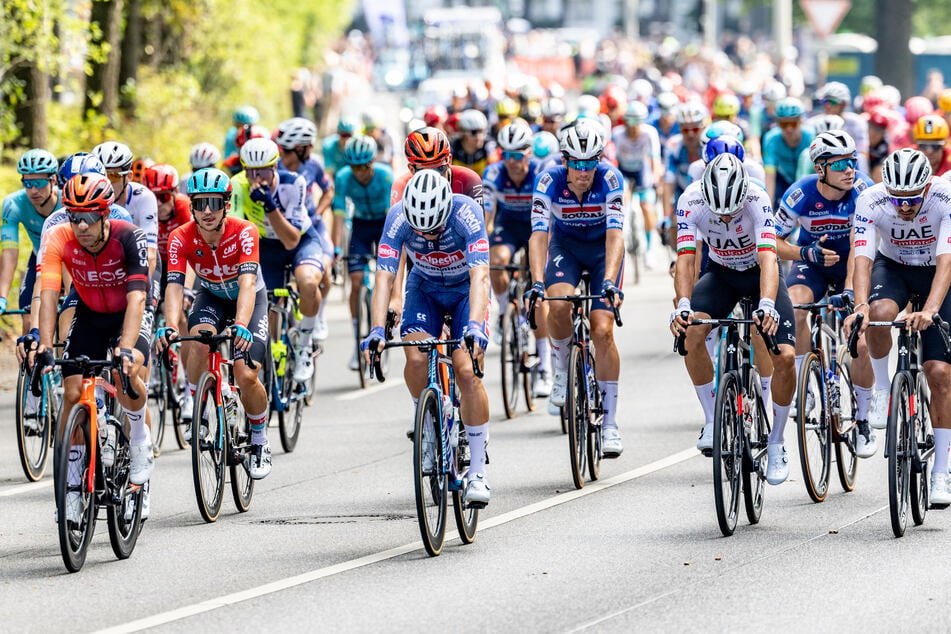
[817,165,848,192]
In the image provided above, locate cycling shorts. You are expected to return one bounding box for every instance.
[347,217,386,273]
[544,235,623,313]
[259,230,324,290]
[188,287,269,368]
[18,252,36,310]
[869,254,951,363]
[691,261,796,348]
[490,220,531,255]
[785,260,846,301]
[62,300,152,378]
[401,274,488,348]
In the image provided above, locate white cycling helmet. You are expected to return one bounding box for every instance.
[497,122,533,152]
[819,81,851,105]
[623,101,650,125]
[576,94,601,117]
[810,114,846,135]
[701,153,749,216]
[699,121,744,157]
[239,138,280,168]
[402,169,453,233]
[541,97,566,118]
[92,141,134,173]
[677,102,708,126]
[275,117,317,149]
[881,148,932,193]
[189,142,222,170]
[457,109,488,132]
[762,81,787,104]
[809,130,857,163]
[560,118,605,160]
[656,92,679,113]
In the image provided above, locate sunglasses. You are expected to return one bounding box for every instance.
[68,210,104,225]
[680,126,703,133]
[503,151,527,161]
[106,170,130,179]
[410,162,450,176]
[778,120,800,129]
[543,117,561,123]
[156,190,175,203]
[22,177,51,189]
[413,226,445,238]
[463,129,485,136]
[565,158,599,171]
[191,197,228,212]
[918,142,944,152]
[339,133,352,139]
[822,158,857,171]
[350,162,373,171]
[889,195,924,208]
[821,98,843,106]
[245,167,274,180]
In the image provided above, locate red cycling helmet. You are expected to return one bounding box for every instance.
[236,124,270,149]
[63,173,115,213]
[423,105,449,127]
[867,106,892,129]
[143,163,180,192]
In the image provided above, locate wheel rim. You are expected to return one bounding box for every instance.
[194,377,225,519]
[414,393,446,554]
[798,357,830,501]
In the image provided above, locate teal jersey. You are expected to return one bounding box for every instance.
[333,163,394,221]
[1,190,62,253]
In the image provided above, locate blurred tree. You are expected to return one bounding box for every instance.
[875,0,913,98]
[84,0,125,126]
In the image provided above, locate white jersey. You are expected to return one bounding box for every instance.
[119,182,159,250]
[675,181,777,271]
[853,178,951,266]
[611,124,660,183]
[688,158,767,190]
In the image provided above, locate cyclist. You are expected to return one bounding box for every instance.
[361,170,491,505]
[362,108,396,166]
[390,127,484,209]
[484,122,553,396]
[223,124,270,175]
[452,109,497,175]
[224,105,260,159]
[332,135,394,370]
[711,93,750,146]
[526,118,627,456]
[687,122,766,188]
[775,131,877,458]
[913,114,951,176]
[844,149,951,503]
[763,98,815,211]
[36,174,153,519]
[812,82,870,172]
[158,167,272,480]
[540,98,566,135]
[321,117,358,178]
[670,154,797,485]
[230,138,324,384]
[663,102,708,225]
[653,92,681,147]
[532,131,561,172]
[180,142,222,193]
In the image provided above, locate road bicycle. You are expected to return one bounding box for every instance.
[14,316,63,481]
[676,297,777,536]
[490,250,538,419]
[370,335,484,557]
[354,257,392,388]
[265,285,308,453]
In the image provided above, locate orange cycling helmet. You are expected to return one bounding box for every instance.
[130,157,154,183]
[63,173,115,212]
[404,127,451,168]
[914,114,950,142]
[939,89,951,113]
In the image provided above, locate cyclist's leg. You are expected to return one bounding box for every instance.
[489,240,513,315]
[762,276,797,442]
[347,220,377,333]
[183,290,229,416]
[292,232,325,347]
[867,258,906,416]
[231,289,270,441]
[589,250,623,433]
[543,237,582,407]
[400,275,443,400]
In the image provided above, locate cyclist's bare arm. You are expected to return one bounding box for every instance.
[371,268,396,334]
[389,250,407,319]
[234,272,257,330]
[0,247,17,301]
[528,230,548,292]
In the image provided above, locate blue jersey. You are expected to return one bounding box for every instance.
[333,163,394,221]
[2,190,63,252]
[531,164,625,242]
[279,156,332,215]
[482,159,540,230]
[774,172,874,255]
[664,135,696,201]
[377,194,488,286]
[763,127,816,187]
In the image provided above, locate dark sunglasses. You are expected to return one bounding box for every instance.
[543,117,561,123]
[463,129,485,135]
[68,210,105,225]
[156,190,175,203]
[565,158,599,171]
[918,142,944,152]
[503,151,527,161]
[680,126,703,133]
[821,98,843,106]
[191,197,228,212]
[889,195,924,208]
[822,158,857,172]
[22,177,51,189]
[245,167,274,180]
[778,120,800,129]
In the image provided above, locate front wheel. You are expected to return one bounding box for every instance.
[192,372,226,523]
[743,379,769,525]
[499,302,520,419]
[887,373,912,537]
[414,388,447,556]
[230,414,255,513]
[834,349,858,492]
[16,366,53,482]
[566,345,588,489]
[796,352,831,502]
[452,424,479,544]
[106,421,144,560]
[56,405,97,573]
[713,372,742,536]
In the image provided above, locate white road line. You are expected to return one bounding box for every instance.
[0,479,52,498]
[95,447,698,634]
[335,377,404,401]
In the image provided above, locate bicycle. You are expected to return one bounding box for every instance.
[355,257,392,388]
[675,297,777,536]
[793,297,860,502]
[370,335,484,557]
[530,278,623,490]
[14,318,63,482]
[33,354,144,573]
[857,300,951,538]
[167,330,258,523]
[490,251,538,419]
[151,304,189,450]
[265,285,308,453]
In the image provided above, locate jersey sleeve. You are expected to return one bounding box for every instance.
[762,131,779,170]
[938,209,951,258]
[604,166,625,231]
[376,205,407,274]
[282,174,309,231]
[649,128,662,159]
[137,189,159,249]
[482,164,499,217]
[236,221,260,277]
[390,172,409,207]
[852,195,878,261]
[774,184,805,238]
[675,192,698,255]
[39,224,68,292]
[531,170,555,234]
[751,190,777,254]
[457,197,489,268]
[1,194,20,250]
[121,225,151,293]
[332,170,349,214]
[166,226,188,286]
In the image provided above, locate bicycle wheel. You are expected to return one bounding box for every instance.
[887,373,912,537]
[278,332,302,453]
[520,310,536,413]
[713,372,742,536]
[834,348,858,492]
[500,302,520,419]
[626,209,642,285]
[15,366,52,481]
[414,387,447,556]
[106,421,144,560]
[796,352,831,502]
[566,345,588,489]
[230,413,255,513]
[910,376,932,525]
[147,360,167,457]
[743,379,769,524]
[192,372,226,523]
[357,284,371,388]
[452,424,479,545]
[586,356,601,481]
[304,339,319,406]
[56,405,97,573]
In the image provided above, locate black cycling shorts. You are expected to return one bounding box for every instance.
[62,300,152,378]
[188,287,269,367]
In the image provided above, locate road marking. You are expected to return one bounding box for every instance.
[95,447,698,634]
[0,479,52,498]
[335,377,404,401]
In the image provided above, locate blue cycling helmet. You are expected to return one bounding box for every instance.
[775,97,804,120]
[57,152,106,187]
[187,167,233,195]
[17,149,58,176]
[233,105,260,126]
[703,135,745,164]
[344,135,377,165]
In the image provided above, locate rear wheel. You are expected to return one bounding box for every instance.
[16,366,53,481]
[192,372,226,523]
[518,306,535,413]
[887,373,912,537]
[147,360,167,457]
[56,405,97,573]
[500,303,520,419]
[834,349,858,492]
[278,332,303,453]
[910,376,931,525]
[230,413,255,513]
[796,352,831,502]
[743,379,769,524]
[106,421,143,560]
[414,388,447,556]
[566,345,588,489]
[713,372,741,536]
[452,424,479,545]
[356,284,371,388]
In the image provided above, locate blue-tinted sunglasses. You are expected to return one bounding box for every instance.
[22,177,51,189]
[889,195,924,208]
[502,151,527,161]
[822,158,856,172]
[565,158,599,171]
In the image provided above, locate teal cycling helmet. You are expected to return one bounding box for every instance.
[699,121,745,158]
[775,97,804,120]
[337,117,358,135]
[18,149,58,176]
[533,131,559,159]
[233,105,260,126]
[187,167,233,196]
[344,135,377,165]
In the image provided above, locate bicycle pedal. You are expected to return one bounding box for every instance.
[930,502,951,510]
[466,500,487,510]
[700,449,713,458]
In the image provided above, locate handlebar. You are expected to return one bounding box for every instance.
[369,336,483,382]
[527,293,623,329]
[163,329,258,370]
[32,354,139,400]
[673,309,779,357]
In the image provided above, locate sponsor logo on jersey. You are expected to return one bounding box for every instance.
[784,188,804,207]
[536,173,552,192]
[378,244,399,259]
[468,239,489,254]
[413,250,465,268]
[223,242,237,256]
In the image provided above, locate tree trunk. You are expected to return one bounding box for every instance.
[84,0,125,126]
[119,0,141,116]
[875,0,913,99]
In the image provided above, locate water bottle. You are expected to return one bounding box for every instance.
[221,381,238,427]
[96,398,115,468]
[442,394,457,447]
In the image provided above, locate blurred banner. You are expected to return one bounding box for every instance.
[362,0,410,48]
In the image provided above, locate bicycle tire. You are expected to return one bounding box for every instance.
[230,414,255,513]
[500,302,520,419]
[518,300,536,413]
[887,372,912,537]
[713,372,742,536]
[566,345,588,489]
[192,372,226,523]
[796,352,831,502]
[147,360,167,457]
[452,424,479,544]
[357,283,371,389]
[743,376,768,524]
[279,389,304,453]
[15,366,52,482]
[278,332,302,453]
[106,419,144,560]
[910,375,931,525]
[56,404,97,573]
[586,354,601,481]
[834,348,858,492]
[414,387,447,556]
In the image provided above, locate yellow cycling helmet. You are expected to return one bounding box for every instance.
[712,93,741,118]
[496,97,520,118]
[913,114,950,142]
[938,89,951,113]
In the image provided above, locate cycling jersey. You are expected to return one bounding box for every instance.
[320,135,348,177]
[531,164,625,241]
[611,124,661,188]
[279,156,332,215]
[1,190,62,252]
[231,169,313,237]
[675,181,776,271]
[40,220,150,314]
[377,194,488,286]
[166,216,266,301]
[390,166,484,211]
[853,179,951,266]
[333,163,394,221]
[483,160,539,228]
[451,138,498,175]
[664,135,700,202]
[776,172,874,256]
[762,127,816,200]
[118,182,159,251]
[687,158,767,189]
[39,205,135,270]
[157,194,193,263]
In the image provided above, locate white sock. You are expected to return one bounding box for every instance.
[497,290,509,315]
[770,402,791,444]
[551,336,571,372]
[870,355,891,391]
[760,376,772,400]
[188,382,197,398]
[299,315,316,346]
[68,444,85,487]
[598,381,619,430]
[705,330,717,363]
[933,428,951,476]
[317,299,327,320]
[351,318,359,341]
[467,425,488,475]
[854,385,872,420]
[126,406,150,446]
[537,338,551,373]
[695,380,716,425]
[794,354,804,377]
